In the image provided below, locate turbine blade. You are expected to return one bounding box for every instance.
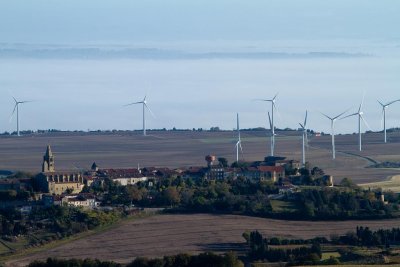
[320,112,333,121]
[387,99,400,106]
[334,108,351,120]
[237,113,239,131]
[299,123,304,129]
[304,110,308,127]
[12,96,17,103]
[254,98,272,102]
[239,142,243,153]
[359,91,366,112]
[377,100,384,107]
[268,112,273,130]
[340,113,358,120]
[360,114,372,131]
[272,93,279,101]
[144,103,156,118]
[124,101,142,106]
[9,103,18,122]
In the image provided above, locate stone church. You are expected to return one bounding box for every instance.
[35,145,86,195]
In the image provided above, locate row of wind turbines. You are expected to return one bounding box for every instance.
[7,94,400,166]
[233,94,400,166]
[8,95,155,137]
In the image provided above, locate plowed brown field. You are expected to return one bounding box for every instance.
[5,214,400,266]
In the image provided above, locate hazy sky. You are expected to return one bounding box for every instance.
[1,0,400,44]
[0,1,400,134]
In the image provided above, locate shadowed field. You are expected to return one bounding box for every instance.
[1,130,400,183]
[5,213,400,266]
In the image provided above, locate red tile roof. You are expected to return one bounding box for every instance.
[257,166,285,172]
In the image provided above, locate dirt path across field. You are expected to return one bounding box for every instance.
[5,214,400,266]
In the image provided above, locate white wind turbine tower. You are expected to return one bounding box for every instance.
[378,99,400,143]
[267,112,275,156]
[235,113,243,162]
[257,93,278,156]
[342,96,370,151]
[299,111,308,166]
[321,110,348,159]
[125,95,155,136]
[10,96,31,136]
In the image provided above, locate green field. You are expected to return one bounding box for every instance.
[270,199,298,213]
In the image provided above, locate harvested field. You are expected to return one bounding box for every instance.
[360,175,400,192]
[1,130,400,183]
[5,213,400,266]
[0,131,400,183]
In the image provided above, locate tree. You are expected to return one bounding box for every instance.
[340,177,358,188]
[127,186,144,202]
[311,167,324,178]
[162,187,181,206]
[218,157,228,168]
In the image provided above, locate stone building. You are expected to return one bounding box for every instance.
[35,145,86,195]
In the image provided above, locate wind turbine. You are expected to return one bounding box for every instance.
[321,110,348,159]
[299,111,308,166]
[342,96,370,151]
[125,95,155,136]
[10,97,31,136]
[378,99,400,143]
[235,113,243,162]
[257,93,278,156]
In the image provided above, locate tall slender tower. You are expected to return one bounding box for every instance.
[42,145,55,172]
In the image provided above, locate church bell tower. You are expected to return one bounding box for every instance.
[42,145,55,173]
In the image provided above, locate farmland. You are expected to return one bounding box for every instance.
[1,130,400,184]
[2,131,400,266]
[5,213,400,266]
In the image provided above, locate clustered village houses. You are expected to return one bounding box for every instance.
[0,145,336,210]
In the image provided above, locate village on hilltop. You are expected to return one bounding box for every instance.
[0,144,339,211]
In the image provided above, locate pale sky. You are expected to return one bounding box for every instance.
[0,1,400,134]
[0,0,399,44]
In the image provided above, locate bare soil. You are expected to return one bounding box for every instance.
[6,213,400,266]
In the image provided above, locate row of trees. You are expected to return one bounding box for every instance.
[28,253,243,267]
[334,226,400,247]
[243,231,322,264]
[297,188,396,219]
